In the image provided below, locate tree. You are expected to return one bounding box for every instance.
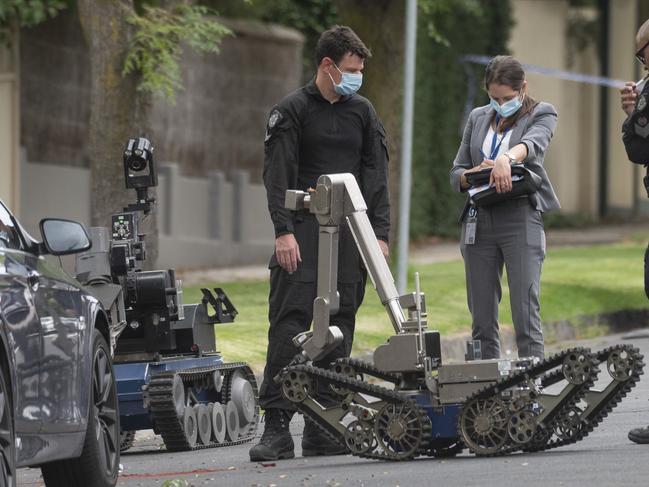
[77,0,147,247]
[3,0,229,266]
[0,0,67,42]
[334,0,406,247]
[79,0,229,266]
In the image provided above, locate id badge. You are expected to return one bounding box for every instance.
[464,206,478,245]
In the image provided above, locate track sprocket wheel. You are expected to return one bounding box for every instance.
[344,420,375,455]
[562,351,593,385]
[329,362,360,396]
[281,369,314,403]
[607,349,635,381]
[229,369,257,424]
[459,397,509,455]
[374,402,426,460]
[553,406,584,441]
[508,410,537,444]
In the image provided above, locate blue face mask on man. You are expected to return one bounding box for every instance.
[490,93,524,118]
[329,62,363,95]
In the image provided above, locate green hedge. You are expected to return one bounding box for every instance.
[412,1,512,238]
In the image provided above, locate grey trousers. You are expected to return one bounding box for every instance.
[460,197,546,359]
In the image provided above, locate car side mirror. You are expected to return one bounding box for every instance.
[39,218,92,256]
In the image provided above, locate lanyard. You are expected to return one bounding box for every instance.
[489,115,510,160]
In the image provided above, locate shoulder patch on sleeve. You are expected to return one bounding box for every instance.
[268,109,282,129]
[265,108,284,142]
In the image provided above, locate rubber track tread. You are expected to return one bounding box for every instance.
[148,362,259,452]
[333,357,401,384]
[278,364,431,461]
[524,345,644,453]
[458,347,599,456]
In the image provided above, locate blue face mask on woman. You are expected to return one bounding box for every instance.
[490,94,523,118]
[329,63,363,95]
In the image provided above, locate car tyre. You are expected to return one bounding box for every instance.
[0,362,15,487]
[41,329,119,487]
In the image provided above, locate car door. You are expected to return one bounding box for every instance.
[30,254,84,433]
[0,206,43,441]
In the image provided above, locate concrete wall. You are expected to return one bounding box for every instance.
[19,12,304,181]
[19,158,275,269]
[509,0,641,217]
[0,41,20,212]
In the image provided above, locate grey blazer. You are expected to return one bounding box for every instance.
[449,101,560,213]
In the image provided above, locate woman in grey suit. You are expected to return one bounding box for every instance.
[450,55,559,360]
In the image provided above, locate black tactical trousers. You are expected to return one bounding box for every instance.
[258,265,367,410]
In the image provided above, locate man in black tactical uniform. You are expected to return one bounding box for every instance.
[249,25,390,462]
[621,17,649,445]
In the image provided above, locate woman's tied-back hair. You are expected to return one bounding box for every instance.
[315,25,372,67]
[484,55,538,131]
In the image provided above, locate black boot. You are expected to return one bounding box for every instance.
[628,425,649,444]
[249,409,295,461]
[301,417,348,457]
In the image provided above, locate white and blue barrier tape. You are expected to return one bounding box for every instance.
[459,54,639,133]
[463,54,631,89]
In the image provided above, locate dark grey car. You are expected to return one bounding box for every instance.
[0,200,119,487]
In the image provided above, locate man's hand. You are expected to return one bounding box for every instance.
[377,239,389,260]
[490,155,512,193]
[275,233,301,273]
[621,82,638,116]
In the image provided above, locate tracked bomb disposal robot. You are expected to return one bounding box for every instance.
[276,173,644,460]
[75,138,259,452]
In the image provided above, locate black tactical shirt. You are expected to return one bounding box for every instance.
[263,78,390,242]
[623,80,649,164]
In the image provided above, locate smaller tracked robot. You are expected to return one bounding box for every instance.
[276,173,644,460]
[75,138,258,452]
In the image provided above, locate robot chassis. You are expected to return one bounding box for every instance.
[276,173,645,461]
[76,138,259,452]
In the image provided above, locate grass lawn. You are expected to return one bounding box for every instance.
[183,243,649,371]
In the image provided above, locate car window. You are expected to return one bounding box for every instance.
[0,203,22,250]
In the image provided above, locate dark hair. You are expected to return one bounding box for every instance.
[484,55,538,131]
[315,25,371,67]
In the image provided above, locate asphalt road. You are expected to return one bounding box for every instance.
[17,331,649,487]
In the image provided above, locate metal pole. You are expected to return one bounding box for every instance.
[597,0,609,218]
[396,0,417,293]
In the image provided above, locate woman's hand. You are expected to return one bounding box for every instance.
[460,160,495,188]
[479,159,495,170]
[490,155,512,193]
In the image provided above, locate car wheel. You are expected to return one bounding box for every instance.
[0,363,15,487]
[41,329,119,487]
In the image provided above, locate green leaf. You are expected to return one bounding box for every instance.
[123,4,232,102]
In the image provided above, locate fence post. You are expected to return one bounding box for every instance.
[208,170,225,240]
[158,163,180,236]
[231,170,249,243]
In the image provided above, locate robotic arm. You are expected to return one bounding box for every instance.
[285,173,427,365]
